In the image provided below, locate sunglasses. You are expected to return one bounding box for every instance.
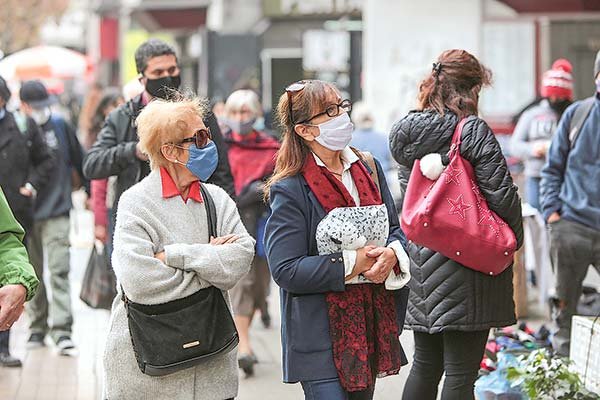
[285,80,308,125]
[177,127,212,149]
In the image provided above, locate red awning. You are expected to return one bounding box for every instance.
[498,0,600,13]
[130,0,209,31]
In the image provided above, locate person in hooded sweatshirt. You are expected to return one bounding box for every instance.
[19,80,85,355]
[511,59,574,212]
[540,50,600,357]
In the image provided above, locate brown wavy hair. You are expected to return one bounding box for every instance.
[417,49,492,118]
[263,80,339,200]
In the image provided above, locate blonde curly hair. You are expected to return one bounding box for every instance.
[136,93,208,170]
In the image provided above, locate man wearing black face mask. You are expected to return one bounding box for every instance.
[511,59,574,212]
[83,39,234,218]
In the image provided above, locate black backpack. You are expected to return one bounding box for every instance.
[568,97,595,149]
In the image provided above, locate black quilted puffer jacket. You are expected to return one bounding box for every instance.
[389,110,523,333]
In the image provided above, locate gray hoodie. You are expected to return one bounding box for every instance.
[511,99,559,178]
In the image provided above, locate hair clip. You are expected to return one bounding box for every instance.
[432,62,443,77]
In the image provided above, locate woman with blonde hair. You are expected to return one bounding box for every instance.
[264,80,410,400]
[103,94,254,400]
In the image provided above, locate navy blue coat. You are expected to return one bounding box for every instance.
[265,158,409,383]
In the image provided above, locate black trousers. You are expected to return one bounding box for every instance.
[0,329,9,353]
[402,330,489,400]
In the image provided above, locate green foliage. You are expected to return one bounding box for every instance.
[506,349,600,400]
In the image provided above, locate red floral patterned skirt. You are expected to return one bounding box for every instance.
[326,283,401,391]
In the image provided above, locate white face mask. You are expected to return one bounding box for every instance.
[30,107,51,125]
[311,113,354,151]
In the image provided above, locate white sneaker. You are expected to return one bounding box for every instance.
[55,336,76,356]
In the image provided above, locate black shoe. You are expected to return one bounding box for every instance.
[261,310,271,329]
[238,354,257,377]
[26,333,45,349]
[0,353,22,368]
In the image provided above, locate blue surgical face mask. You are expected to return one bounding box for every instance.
[0,108,5,121]
[253,117,265,132]
[185,141,219,181]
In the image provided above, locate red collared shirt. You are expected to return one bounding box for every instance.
[159,167,203,204]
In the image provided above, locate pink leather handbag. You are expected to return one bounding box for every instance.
[401,117,517,276]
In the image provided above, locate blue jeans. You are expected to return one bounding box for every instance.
[301,378,375,400]
[526,177,541,212]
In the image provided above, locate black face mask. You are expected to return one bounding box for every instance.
[144,75,181,99]
[548,99,572,117]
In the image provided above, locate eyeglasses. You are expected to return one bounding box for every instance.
[285,80,308,125]
[299,99,352,124]
[177,127,212,149]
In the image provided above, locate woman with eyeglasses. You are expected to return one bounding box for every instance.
[103,95,254,400]
[264,80,410,400]
[221,89,280,376]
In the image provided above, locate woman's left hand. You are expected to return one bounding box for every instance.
[210,234,239,245]
[154,234,240,263]
[155,251,165,263]
[362,247,397,284]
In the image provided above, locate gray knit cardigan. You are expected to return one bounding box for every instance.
[103,170,255,400]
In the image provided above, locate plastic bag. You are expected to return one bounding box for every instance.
[79,242,116,310]
[475,352,526,400]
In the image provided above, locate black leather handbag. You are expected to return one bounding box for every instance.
[121,184,239,376]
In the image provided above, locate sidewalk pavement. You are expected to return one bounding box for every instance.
[0,208,414,400]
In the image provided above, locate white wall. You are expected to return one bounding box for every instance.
[363,0,484,132]
[207,0,263,34]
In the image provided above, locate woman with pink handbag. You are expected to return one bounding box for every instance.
[389,49,523,400]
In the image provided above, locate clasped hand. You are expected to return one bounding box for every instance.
[349,245,397,284]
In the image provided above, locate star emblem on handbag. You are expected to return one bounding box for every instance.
[471,179,486,205]
[478,211,500,237]
[447,194,472,220]
[444,166,463,186]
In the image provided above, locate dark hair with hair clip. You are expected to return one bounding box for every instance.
[432,62,443,78]
[417,49,492,119]
[263,80,340,200]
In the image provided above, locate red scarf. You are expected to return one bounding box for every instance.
[302,153,401,392]
[226,130,280,196]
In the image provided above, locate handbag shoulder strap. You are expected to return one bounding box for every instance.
[450,116,475,155]
[350,147,381,195]
[199,183,218,239]
[361,151,381,195]
[121,183,218,305]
